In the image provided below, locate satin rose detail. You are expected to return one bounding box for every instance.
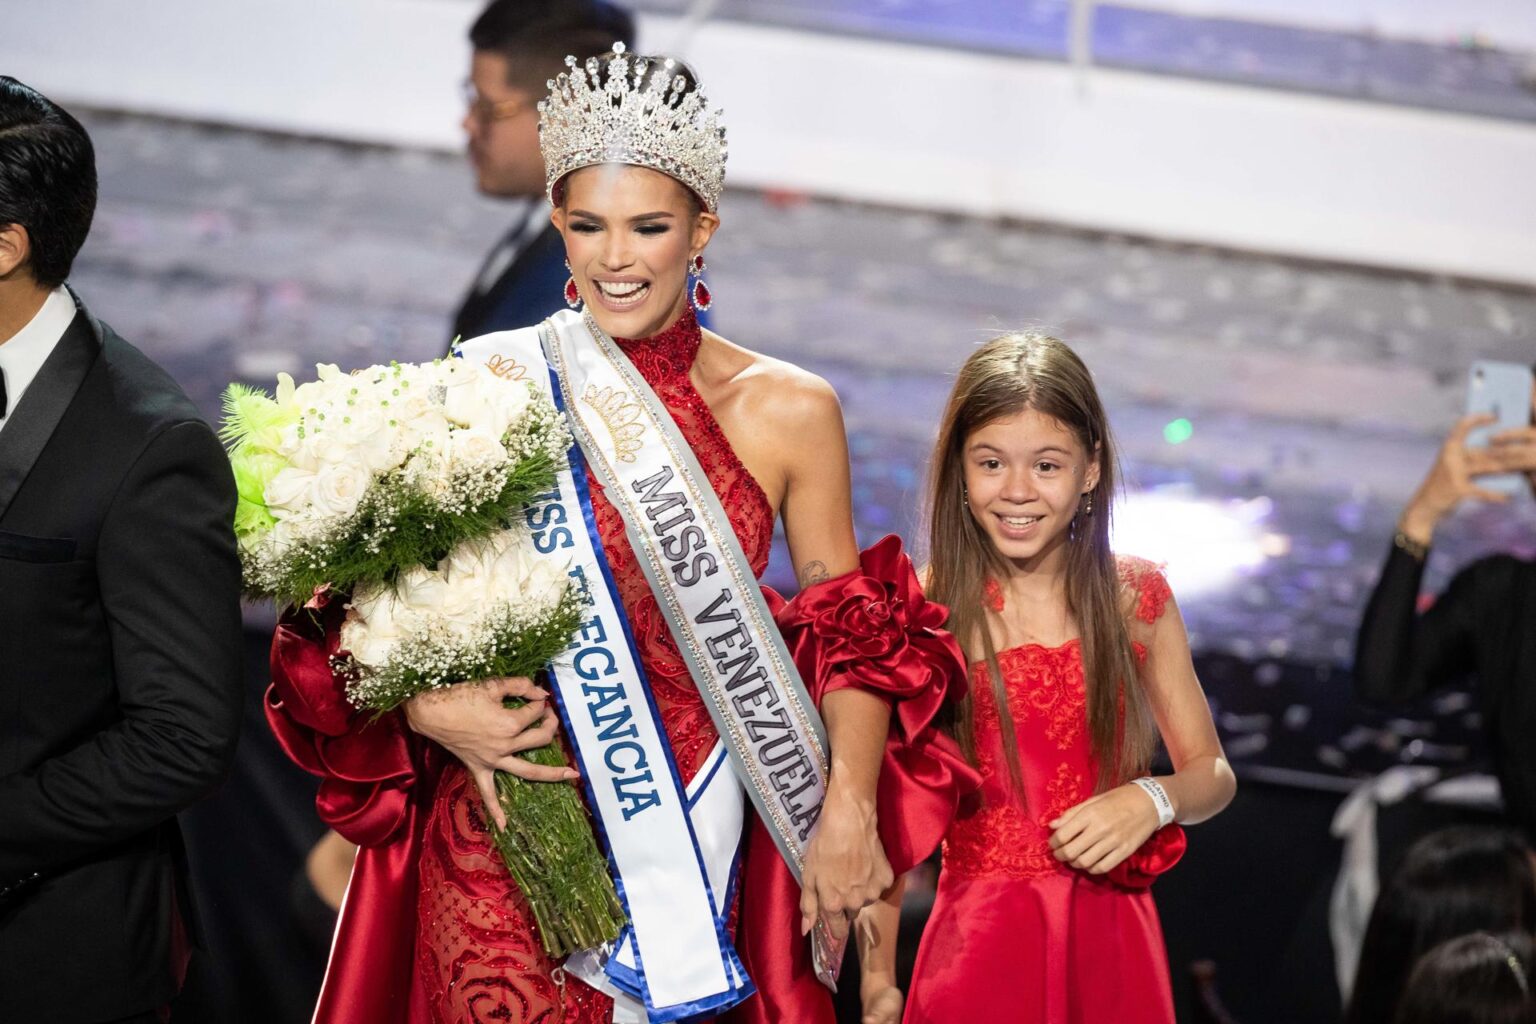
[802,534,950,698]
[769,534,981,875]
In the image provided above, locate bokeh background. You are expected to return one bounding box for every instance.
[5,2,1534,1021]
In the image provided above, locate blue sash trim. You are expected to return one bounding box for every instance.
[539,361,751,1020]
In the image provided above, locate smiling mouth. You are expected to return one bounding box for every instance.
[1000,514,1043,528]
[594,279,650,308]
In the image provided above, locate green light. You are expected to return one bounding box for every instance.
[1163,418,1194,445]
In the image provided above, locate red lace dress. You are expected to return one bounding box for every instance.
[904,556,1188,1024]
[265,309,977,1024]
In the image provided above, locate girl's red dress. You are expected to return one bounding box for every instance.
[905,556,1188,1024]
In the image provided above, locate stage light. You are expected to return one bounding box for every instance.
[1162,418,1194,445]
[1111,489,1283,598]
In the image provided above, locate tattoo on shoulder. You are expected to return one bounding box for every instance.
[798,560,830,586]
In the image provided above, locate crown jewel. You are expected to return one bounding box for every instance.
[539,42,727,212]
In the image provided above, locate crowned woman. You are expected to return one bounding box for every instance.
[265,45,975,1024]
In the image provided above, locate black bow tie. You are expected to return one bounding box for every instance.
[0,366,8,419]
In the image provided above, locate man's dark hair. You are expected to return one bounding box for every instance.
[0,77,97,288]
[470,0,636,94]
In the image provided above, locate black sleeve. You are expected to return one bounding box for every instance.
[1353,542,1492,705]
[0,420,244,878]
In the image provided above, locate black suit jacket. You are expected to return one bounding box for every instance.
[450,222,570,349]
[0,294,244,1022]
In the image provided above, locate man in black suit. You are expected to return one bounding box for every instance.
[0,78,243,1023]
[451,0,636,346]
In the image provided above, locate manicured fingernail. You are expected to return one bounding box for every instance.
[563,769,580,780]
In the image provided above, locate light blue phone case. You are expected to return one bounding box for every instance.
[1466,359,1533,495]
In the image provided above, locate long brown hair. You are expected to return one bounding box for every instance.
[926,333,1155,795]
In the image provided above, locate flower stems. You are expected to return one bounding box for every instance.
[488,705,626,958]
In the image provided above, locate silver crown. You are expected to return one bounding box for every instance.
[538,43,727,213]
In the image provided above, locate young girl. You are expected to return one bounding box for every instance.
[903,333,1237,1023]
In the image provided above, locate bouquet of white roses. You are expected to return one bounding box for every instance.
[222,358,625,957]
[222,358,568,607]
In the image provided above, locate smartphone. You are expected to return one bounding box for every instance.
[1465,359,1534,495]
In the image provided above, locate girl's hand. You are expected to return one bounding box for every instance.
[799,781,894,940]
[861,985,904,1024]
[403,676,577,828]
[1048,784,1161,875]
[1401,414,1514,541]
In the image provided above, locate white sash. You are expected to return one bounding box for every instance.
[544,311,831,870]
[459,309,837,1019]
[458,325,749,1021]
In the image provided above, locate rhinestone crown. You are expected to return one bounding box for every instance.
[538,43,727,213]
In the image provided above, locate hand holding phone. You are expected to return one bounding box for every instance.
[1465,360,1535,496]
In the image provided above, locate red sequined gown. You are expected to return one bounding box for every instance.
[904,557,1188,1024]
[265,309,977,1024]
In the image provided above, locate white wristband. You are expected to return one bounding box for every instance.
[1131,777,1176,828]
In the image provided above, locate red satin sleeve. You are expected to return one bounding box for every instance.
[729,536,981,1024]
[768,533,981,874]
[263,589,439,1024]
[263,589,430,847]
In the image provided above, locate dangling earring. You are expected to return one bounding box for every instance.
[688,254,712,311]
[961,486,969,508]
[1071,492,1092,542]
[563,259,581,309]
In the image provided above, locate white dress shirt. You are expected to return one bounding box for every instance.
[0,286,77,437]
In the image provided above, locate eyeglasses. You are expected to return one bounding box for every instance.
[461,81,532,125]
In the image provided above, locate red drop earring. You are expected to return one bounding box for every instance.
[564,259,581,309]
[689,254,712,311]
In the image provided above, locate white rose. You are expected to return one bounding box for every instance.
[310,461,371,520]
[439,363,491,429]
[487,378,534,438]
[394,564,448,615]
[298,425,355,467]
[494,537,568,610]
[446,427,508,474]
[265,466,318,518]
[274,423,318,471]
[343,587,406,667]
[331,404,402,475]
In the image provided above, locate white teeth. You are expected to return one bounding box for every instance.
[598,280,647,298]
[1002,516,1041,527]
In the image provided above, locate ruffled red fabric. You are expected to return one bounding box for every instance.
[729,535,981,1024]
[264,590,441,1023]
[1106,823,1187,889]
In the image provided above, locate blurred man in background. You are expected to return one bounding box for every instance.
[450,0,636,346]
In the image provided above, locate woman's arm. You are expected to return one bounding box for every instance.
[1050,592,1235,873]
[765,370,895,940]
[1354,414,1519,703]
